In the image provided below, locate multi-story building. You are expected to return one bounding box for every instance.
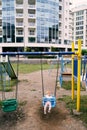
[59,0,72,45]
[72,5,87,49]
[0,0,72,52]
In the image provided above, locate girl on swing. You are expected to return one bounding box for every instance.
[44,91,52,114]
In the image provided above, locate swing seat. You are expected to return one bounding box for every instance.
[42,96,56,108]
[2,99,18,112]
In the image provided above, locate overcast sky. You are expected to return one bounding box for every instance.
[72,0,87,7]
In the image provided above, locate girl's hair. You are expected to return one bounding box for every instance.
[46,91,51,95]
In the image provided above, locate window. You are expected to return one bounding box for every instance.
[2,0,15,43]
[65,33,67,36]
[17,30,23,35]
[65,26,67,29]
[28,37,35,43]
[59,14,62,18]
[76,10,84,16]
[29,30,35,35]
[36,0,59,44]
[16,37,23,42]
[59,6,62,10]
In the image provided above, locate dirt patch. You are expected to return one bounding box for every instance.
[39,104,67,125]
[0,106,26,130]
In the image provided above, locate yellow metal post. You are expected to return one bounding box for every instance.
[77,39,81,111]
[72,42,74,100]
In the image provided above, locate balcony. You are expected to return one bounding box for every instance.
[28,14,36,18]
[29,22,36,27]
[59,18,62,22]
[28,5,36,9]
[59,27,62,30]
[59,10,62,14]
[16,4,23,8]
[0,31,2,35]
[16,22,23,27]
[16,13,23,17]
[0,22,2,27]
[16,32,23,35]
[59,1,62,6]
[0,5,1,10]
[0,14,2,19]
[28,31,36,37]
[59,34,62,38]
[29,32,35,35]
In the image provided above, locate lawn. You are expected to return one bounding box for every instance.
[58,95,87,127]
[59,80,87,127]
[62,81,85,91]
[12,63,54,74]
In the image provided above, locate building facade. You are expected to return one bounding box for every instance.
[72,5,87,49]
[0,0,72,52]
[59,0,72,45]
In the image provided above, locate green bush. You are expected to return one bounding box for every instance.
[82,49,87,55]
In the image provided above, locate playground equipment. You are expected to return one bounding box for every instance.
[41,56,59,108]
[71,40,81,112]
[0,39,82,112]
[0,55,17,79]
[59,56,72,87]
[0,55,19,112]
[81,56,87,90]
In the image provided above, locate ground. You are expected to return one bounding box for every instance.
[0,70,87,130]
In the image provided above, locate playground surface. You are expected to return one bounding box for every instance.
[0,69,87,130]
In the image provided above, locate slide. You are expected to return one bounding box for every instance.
[1,60,17,79]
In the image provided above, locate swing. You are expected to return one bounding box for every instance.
[2,99,18,112]
[42,96,56,108]
[0,55,19,112]
[41,55,59,108]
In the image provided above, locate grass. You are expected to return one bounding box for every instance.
[19,100,27,106]
[58,95,87,127]
[62,81,85,91]
[0,79,17,92]
[62,81,77,90]
[12,63,52,74]
[59,80,87,127]
[31,89,36,91]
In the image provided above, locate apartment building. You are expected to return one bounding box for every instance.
[0,0,72,52]
[59,0,72,45]
[72,5,87,49]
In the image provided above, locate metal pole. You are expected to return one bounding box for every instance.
[77,39,81,111]
[16,55,19,99]
[0,51,75,56]
[72,42,74,100]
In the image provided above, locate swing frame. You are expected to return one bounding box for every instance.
[1,55,19,112]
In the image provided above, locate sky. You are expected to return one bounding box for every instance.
[72,0,87,7]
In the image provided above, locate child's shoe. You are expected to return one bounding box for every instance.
[44,111,46,114]
[48,110,51,113]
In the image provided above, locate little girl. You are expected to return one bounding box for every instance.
[44,91,52,114]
